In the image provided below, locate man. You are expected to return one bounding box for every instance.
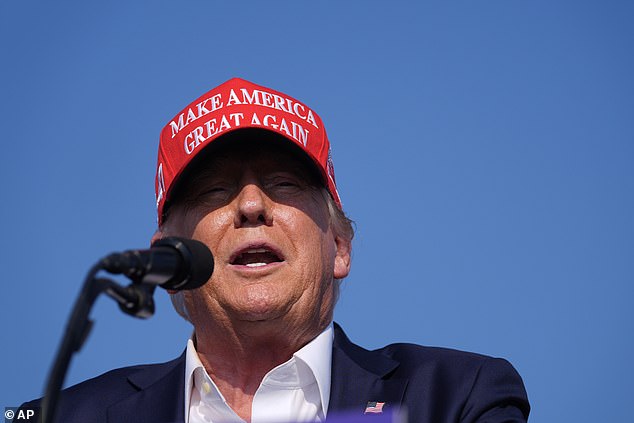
[23,78,530,422]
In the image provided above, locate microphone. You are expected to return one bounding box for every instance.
[41,239,213,423]
[101,237,214,290]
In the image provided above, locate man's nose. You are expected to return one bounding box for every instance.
[234,182,273,227]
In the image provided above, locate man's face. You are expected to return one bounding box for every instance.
[159,137,350,334]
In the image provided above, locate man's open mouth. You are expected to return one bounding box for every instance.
[231,247,284,268]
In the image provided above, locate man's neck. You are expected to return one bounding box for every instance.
[191,320,327,422]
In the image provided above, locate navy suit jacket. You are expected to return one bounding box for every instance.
[23,323,529,422]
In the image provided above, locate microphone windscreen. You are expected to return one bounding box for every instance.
[153,237,214,290]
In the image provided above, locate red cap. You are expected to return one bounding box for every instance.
[155,77,341,225]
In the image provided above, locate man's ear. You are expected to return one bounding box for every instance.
[333,236,351,280]
[150,230,163,245]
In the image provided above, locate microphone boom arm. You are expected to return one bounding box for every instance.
[40,237,212,423]
[40,262,156,423]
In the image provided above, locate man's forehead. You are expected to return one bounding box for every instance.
[214,136,304,160]
[167,130,324,201]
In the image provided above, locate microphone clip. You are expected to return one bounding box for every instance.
[97,277,156,319]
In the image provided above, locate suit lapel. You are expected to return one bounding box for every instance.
[107,353,186,423]
[329,323,408,416]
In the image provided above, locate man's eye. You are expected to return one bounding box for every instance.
[198,186,230,199]
[267,178,302,190]
[275,181,298,187]
[199,186,222,194]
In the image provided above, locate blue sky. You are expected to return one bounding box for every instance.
[1,2,633,422]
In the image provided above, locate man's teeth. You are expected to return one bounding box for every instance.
[234,247,281,267]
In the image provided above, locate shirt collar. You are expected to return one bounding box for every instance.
[293,323,333,415]
[183,323,334,420]
[184,333,204,421]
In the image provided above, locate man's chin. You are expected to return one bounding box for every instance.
[232,306,289,324]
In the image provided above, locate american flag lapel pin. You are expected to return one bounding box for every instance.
[364,401,385,414]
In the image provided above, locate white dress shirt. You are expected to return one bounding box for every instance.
[184,323,334,423]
